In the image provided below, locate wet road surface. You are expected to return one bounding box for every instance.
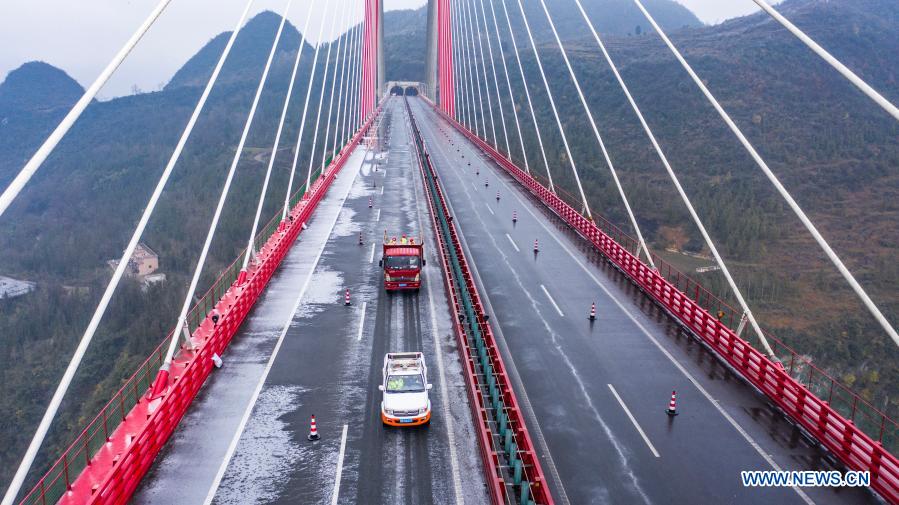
[408,96,879,505]
[135,98,488,505]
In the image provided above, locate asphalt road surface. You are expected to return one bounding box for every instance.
[408,96,878,505]
[135,98,487,505]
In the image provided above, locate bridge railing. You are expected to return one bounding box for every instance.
[17,125,365,505]
[503,138,898,454]
[431,101,899,503]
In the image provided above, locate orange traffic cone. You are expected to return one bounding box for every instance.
[307,415,320,441]
[368,197,373,208]
[589,303,596,321]
[666,391,678,416]
[496,191,500,201]
[533,239,539,252]
[512,210,517,223]
[485,179,489,187]
[344,289,351,306]
[358,232,364,245]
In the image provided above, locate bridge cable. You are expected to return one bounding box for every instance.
[0,0,173,221]
[467,0,498,147]
[304,0,342,191]
[457,0,481,137]
[512,0,592,218]
[334,20,357,154]
[345,17,360,141]
[568,0,776,355]
[751,0,899,122]
[451,0,470,129]
[634,0,899,349]
[335,20,356,149]
[0,2,258,503]
[242,1,313,270]
[497,0,552,182]
[320,0,353,170]
[162,0,295,367]
[535,0,654,267]
[351,12,364,135]
[476,0,510,155]
[463,0,490,140]
[485,0,524,165]
[282,0,333,219]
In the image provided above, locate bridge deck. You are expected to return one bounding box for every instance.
[408,96,878,505]
[134,98,486,504]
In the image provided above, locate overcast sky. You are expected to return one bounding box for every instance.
[0,0,776,98]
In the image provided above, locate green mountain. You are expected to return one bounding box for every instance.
[0,11,352,497]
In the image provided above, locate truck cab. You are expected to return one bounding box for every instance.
[380,233,424,291]
[379,352,432,426]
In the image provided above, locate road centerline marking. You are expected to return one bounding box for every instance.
[330,424,349,505]
[356,301,367,341]
[375,208,381,222]
[541,284,564,317]
[608,384,660,458]
[505,233,520,252]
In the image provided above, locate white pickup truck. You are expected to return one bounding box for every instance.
[379,352,432,426]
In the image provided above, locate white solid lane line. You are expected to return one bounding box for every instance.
[505,233,520,252]
[456,126,814,504]
[356,301,367,341]
[202,153,363,505]
[485,203,495,215]
[380,186,384,195]
[541,284,565,317]
[375,208,381,222]
[369,242,376,263]
[607,384,660,458]
[330,424,349,505]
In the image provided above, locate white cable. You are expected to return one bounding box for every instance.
[345,21,360,139]
[282,0,333,219]
[304,0,341,190]
[320,0,351,169]
[0,0,173,221]
[488,0,526,168]
[242,1,311,270]
[498,0,549,182]
[163,0,294,366]
[351,15,364,134]
[337,24,350,145]
[513,0,591,218]
[752,0,899,122]
[535,0,653,267]
[462,0,488,138]
[634,0,898,349]
[457,0,478,135]
[451,0,470,129]
[468,0,497,147]
[573,0,773,354]
[477,0,510,156]
[0,2,257,503]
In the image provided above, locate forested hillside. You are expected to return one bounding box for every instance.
[439,0,899,420]
[0,11,355,495]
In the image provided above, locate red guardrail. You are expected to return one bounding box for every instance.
[430,102,899,504]
[19,109,381,505]
[408,98,552,505]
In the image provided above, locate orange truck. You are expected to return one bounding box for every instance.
[380,232,424,290]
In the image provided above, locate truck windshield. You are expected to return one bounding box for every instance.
[385,255,420,270]
[386,374,425,393]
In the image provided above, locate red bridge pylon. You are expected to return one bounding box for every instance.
[308,415,320,441]
[666,391,678,416]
